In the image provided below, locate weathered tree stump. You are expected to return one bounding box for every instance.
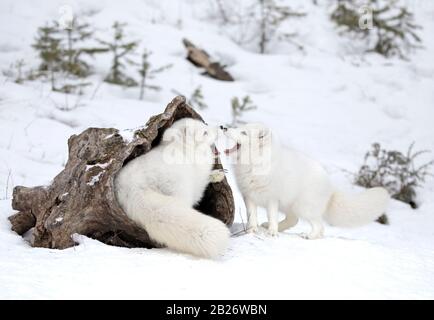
[182,38,234,81]
[8,96,234,249]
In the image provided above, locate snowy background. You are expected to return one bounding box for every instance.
[0,0,433,299]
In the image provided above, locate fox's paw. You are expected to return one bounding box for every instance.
[299,233,309,239]
[246,223,259,234]
[300,232,323,240]
[247,227,258,234]
[209,169,225,183]
[266,228,279,237]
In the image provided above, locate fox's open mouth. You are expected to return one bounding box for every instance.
[224,143,240,155]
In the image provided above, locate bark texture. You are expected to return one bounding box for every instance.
[9,96,234,249]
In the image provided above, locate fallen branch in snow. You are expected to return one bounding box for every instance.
[8,96,234,249]
[182,38,234,81]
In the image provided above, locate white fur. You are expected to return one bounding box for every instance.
[115,118,229,258]
[224,123,390,239]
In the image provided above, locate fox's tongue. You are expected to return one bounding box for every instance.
[224,143,240,155]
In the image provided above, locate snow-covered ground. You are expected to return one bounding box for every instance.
[1,0,433,299]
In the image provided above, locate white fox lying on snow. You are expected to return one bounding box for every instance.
[222,123,390,239]
[115,118,229,258]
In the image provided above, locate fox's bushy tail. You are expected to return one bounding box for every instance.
[127,190,230,258]
[325,187,390,228]
[261,214,298,232]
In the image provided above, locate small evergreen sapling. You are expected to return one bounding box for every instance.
[32,19,106,93]
[2,59,28,84]
[12,60,25,84]
[61,17,107,78]
[137,49,172,100]
[32,24,63,90]
[211,0,304,53]
[170,86,208,110]
[231,95,257,126]
[257,0,305,54]
[188,86,208,110]
[99,22,138,87]
[331,0,422,58]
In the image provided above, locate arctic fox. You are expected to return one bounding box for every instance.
[115,118,229,258]
[222,123,389,239]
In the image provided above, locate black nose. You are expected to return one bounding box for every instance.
[219,125,227,132]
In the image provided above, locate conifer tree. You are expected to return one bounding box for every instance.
[138,49,171,100]
[32,24,63,90]
[2,59,26,84]
[188,86,208,110]
[257,0,305,54]
[61,17,107,77]
[212,0,305,54]
[170,86,207,110]
[331,0,422,58]
[99,22,138,87]
[32,19,106,93]
[231,95,257,126]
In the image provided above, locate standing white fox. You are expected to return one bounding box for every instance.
[115,118,229,258]
[223,123,390,239]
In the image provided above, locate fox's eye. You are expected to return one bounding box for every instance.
[203,131,208,136]
[241,131,247,136]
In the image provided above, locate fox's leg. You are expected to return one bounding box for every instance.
[266,200,279,236]
[292,198,325,240]
[301,218,324,240]
[245,197,258,233]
